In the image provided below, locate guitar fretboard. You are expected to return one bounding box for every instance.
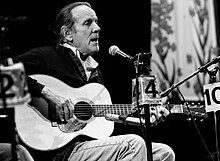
[93,103,207,118]
[93,104,132,116]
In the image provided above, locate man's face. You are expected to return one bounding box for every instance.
[70,5,100,56]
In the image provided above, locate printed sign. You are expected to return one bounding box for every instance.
[132,75,162,106]
[0,62,31,107]
[203,82,220,112]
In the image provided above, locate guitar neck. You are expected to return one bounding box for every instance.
[93,104,132,117]
[93,103,207,118]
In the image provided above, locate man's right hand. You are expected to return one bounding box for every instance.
[41,87,73,123]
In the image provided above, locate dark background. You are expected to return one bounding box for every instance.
[1,0,220,161]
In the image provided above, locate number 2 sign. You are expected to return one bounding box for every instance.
[0,62,31,107]
[203,82,220,112]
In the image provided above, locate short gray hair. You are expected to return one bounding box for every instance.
[53,2,92,43]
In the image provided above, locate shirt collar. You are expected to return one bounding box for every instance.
[62,43,78,56]
[61,43,99,69]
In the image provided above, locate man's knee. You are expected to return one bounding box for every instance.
[162,144,175,161]
[0,143,12,161]
[152,143,175,161]
[127,134,146,147]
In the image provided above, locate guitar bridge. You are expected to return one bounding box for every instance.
[51,122,58,127]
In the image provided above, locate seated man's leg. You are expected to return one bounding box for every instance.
[17,144,34,161]
[0,143,11,161]
[0,143,34,161]
[67,134,147,161]
[152,142,175,161]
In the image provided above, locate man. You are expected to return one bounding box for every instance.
[2,2,175,161]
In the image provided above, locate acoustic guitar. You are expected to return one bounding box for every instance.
[15,74,207,151]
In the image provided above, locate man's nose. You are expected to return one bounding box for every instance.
[92,24,101,33]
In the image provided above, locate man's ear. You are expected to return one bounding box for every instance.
[61,26,73,41]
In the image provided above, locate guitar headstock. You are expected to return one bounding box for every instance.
[165,103,208,118]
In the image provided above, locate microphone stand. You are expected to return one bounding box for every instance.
[117,51,153,161]
[119,52,153,161]
[160,55,220,161]
[133,53,153,161]
[207,66,220,161]
[161,56,220,97]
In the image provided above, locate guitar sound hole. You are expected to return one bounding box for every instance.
[74,101,93,121]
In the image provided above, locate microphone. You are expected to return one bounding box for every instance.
[105,114,145,126]
[109,45,152,62]
[109,45,133,61]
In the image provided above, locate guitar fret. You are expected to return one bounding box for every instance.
[120,104,123,115]
[119,105,123,115]
[116,104,119,115]
[123,104,125,115]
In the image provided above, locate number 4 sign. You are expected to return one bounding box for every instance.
[132,75,162,106]
[203,82,220,112]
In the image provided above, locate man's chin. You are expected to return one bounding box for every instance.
[91,46,99,53]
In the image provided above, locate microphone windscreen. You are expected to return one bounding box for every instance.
[109,45,119,56]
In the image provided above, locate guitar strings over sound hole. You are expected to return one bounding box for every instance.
[74,101,93,121]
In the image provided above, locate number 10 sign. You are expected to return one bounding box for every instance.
[203,82,220,112]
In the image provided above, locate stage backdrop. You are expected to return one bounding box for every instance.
[150,0,219,101]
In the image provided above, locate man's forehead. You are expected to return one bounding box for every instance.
[71,5,97,21]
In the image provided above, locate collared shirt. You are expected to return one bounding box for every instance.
[62,43,98,80]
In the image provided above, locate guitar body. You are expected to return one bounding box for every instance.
[15,74,114,151]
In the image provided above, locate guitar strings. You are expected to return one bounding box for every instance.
[72,104,206,117]
[73,104,132,116]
